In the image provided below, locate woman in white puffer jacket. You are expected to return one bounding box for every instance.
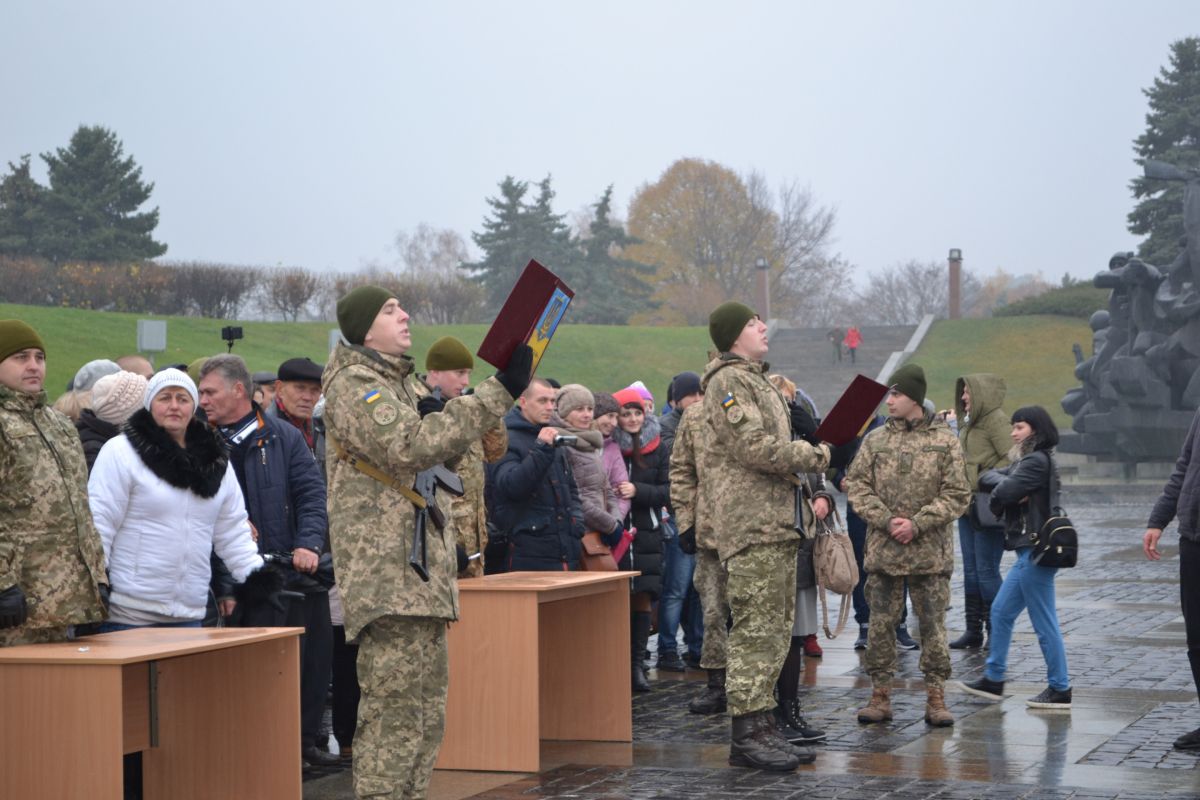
[88,369,264,629]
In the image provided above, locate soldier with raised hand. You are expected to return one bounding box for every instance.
[0,320,108,647]
[700,302,831,771]
[322,286,531,800]
[417,336,507,578]
[846,363,970,728]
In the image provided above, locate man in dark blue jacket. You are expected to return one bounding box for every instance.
[1146,408,1200,751]
[489,377,585,570]
[198,353,335,768]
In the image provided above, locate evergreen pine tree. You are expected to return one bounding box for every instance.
[37,125,167,262]
[568,186,656,324]
[0,155,46,256]
[1128,37,1200,268]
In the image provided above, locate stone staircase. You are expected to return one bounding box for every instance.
[767,324,918,415]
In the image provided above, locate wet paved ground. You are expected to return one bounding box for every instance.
[306,493,1200,799]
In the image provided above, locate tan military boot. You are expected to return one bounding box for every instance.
[856,685,893,724]
[925,685,955,727]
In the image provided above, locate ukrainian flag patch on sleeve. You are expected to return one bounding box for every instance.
[364,389,382,404]
[722,393,736,409]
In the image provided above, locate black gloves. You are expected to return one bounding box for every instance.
[0,584,28,629]
[828,440,857,471]
[495,344,534,400]
[678,526,697,555]
[417,395,446,418]
[98,583,111,612]
[236,565,288,615]
[456,545,469,574]
[789,401,820,444]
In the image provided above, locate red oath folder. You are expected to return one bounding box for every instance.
[814,374,889,445]
[476,260,575,372]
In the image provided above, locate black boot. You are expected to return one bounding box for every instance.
[729,712,800,771]
[853,623,869,650]
[689,668,727,714]
[631,611,652,692]
[982,596,993,650]
[780,697,826,744]
[949,592,984,649]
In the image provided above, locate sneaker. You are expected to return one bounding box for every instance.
[957,676,1005,701]
[895,626,920,650]
[853,624,869,650]
[773,704,827,744]
[303,745,341,767]
[1174,727,1200,751]
[656,650,686,672]
[802,633,823,658]
[1026,686,1071,710]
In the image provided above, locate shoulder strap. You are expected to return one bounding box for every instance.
[327,430,427,509]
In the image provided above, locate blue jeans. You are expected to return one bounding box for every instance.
[658,525,702,656]
[958,516,1005,605]
[985,548,1069,691]
[95,619,203,633]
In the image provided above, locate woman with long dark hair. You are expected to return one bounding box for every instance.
[958,405,1072,710]
[612,387,669,692]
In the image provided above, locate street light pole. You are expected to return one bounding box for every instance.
[948,249,963,320]
[755,256,770,322]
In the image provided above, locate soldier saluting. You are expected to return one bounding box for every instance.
[846,363,970,728]
[321,287,531,800]
[700,301,831,771]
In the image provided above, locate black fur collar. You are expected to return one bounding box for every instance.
[123,408,229,498]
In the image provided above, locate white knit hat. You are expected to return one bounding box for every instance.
[73,359,121,392]
[92,371,149,424]
[144,368,199,411]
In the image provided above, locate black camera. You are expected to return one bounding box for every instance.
[221,326,244,353]
[553,434,578,447]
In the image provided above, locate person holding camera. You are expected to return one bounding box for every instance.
[489,377,586,571]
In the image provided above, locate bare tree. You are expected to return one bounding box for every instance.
[167,261,261,318]
[847,260,982,325]
[395,224,471,279]
[259,266,320,321]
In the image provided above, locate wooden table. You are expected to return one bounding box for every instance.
[436,571,636,773]
[0,626,303,800]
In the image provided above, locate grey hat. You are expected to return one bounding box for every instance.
[251,370,277,385]
[72,359,121,392]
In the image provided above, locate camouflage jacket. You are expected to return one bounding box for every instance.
[845,413,971,576]
[0,385,107,634]
[669,402,718,550]
[700,355,830,561]
[322,343,511,638]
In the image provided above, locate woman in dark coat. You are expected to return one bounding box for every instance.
[958,405,1072,710]
[612,387,669,691]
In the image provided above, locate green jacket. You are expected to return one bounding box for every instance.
[0,386,107,637]
[668,402,717,550]
[955,373,1011,490]
[322,343,510,639]
[845,413,970,576]
[700,355,829,562]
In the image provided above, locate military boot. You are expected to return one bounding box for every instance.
[689,668,727,714]
[856,685,893,724]
[729,712,800,771]
[925,685,955,727]
[949,592,984,649]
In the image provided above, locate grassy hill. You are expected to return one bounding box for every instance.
[912,315,1091,426]
[0,303,713,401]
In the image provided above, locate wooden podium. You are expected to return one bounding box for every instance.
[436,571,635,773]
[0,626,303,800]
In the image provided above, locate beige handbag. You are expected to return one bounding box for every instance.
[813,508,860,638]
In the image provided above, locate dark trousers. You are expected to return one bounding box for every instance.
[1180,538,1200,696]
[237,589,333,749]
[331,624,361,748]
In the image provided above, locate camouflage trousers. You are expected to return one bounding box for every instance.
[354,615,448,800]
[694,546,729,670]
[0,624,71,648]
[865,572,952,688]
[725,540,797,716]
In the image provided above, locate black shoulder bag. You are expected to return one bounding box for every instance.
[1030,453,1077,568]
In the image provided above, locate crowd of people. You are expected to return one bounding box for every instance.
[4,287,1200,797]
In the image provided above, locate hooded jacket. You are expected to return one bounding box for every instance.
[955,373,1011,490]
[88,410,263,621]
[490,407,586,571]
[846,412,971,576]
[699,354,830,562]
[323,342,511,638]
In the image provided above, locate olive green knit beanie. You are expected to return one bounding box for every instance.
[708,302,757,353]
[337,285,396,346]
[0,320,45,364]
[425,336,474,371]
[888,363,927,407]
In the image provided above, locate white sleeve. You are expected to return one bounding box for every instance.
[87,437,134,562]
[211,464,264,582]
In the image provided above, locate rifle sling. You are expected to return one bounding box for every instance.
[327,432,427,510]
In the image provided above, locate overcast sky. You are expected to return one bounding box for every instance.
[2,2,1195,285]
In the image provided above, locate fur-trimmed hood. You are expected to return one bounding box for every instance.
[123,408,229,498]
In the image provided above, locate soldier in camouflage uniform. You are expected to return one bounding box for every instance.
[846,363,970,727]
[418,336,507,579]
[700,302,830,771]
[0,320,108,647]
[322,288,530,800]
[669,394,731,714]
